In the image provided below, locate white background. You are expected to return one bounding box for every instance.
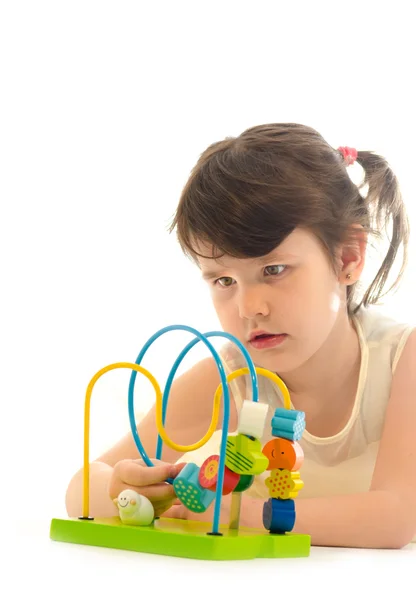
[1,1,415,596]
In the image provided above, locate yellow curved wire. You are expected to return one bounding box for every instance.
[212,367,292,411]
[154,379,220,453]
[82,363,291,517]
[82,362,162,518]
[156,366,291,452]
[82,361,221,517]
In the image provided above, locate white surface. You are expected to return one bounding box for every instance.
[2,4,416,595]
[7,518,416,600]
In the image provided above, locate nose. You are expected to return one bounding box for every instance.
[237,285,270,320]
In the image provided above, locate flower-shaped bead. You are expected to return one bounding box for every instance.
[198,454,240,495]
[265,469,304,499]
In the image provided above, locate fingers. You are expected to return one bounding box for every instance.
[161,504,188,520]
[123,460,186,486]
[170,462,187,478]
[153,499,175,517]
[110,459,189,506]
[154,497,181,514]
[117,460,169,487]
[144,483,177,502]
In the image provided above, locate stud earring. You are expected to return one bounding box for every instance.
[346,273,352,280]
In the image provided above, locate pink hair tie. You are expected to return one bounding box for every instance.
[338,146,358,166]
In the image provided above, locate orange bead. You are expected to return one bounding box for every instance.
[198,455,240,495]
[262,438,304,471]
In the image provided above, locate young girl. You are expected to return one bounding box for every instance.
[65,123,416,549]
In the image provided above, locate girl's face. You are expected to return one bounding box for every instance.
[198,228,347,373]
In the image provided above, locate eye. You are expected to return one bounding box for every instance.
[264,265,286,276]
[214,276,235,288]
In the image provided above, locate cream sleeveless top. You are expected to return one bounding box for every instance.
[183,307,415,542]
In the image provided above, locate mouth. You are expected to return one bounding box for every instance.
[248,331,288,350]
[118,501,129,508]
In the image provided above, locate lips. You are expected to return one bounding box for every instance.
[249,330,281,342]
[248,332,288,350]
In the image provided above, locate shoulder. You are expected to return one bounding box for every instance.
[391,328,416,383]
[354,306,415,370]
[376,328,416,422]
[374,327,416,452]
[354,305,414,341]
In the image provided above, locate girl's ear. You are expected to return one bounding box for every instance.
[338,225,367,283]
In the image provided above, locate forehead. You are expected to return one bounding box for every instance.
[197,228,317,272]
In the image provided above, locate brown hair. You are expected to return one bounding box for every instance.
[169,123,409,314]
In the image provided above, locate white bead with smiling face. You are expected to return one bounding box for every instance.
[113,489,155,526]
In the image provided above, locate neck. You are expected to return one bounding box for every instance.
[278,310,361,415]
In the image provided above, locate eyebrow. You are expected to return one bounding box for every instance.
[201,270,225,281]
[201,253,298,280]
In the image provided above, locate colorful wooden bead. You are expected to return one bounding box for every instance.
[198,455,220,489]
[198,454,240,495]
[262,437,304,471]
[233,473,255,493]
[271,408,305,441]
[238,400,269,440]
[225,434,269,475]
[113,489,155,526]
[265,469,304,499]
[173,463,216,513]
[263,498,296,533]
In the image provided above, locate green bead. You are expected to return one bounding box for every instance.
[225,434,268,475]
[233,474,254,493]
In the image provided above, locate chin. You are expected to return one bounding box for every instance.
[251,352,285,372]
[252,348,305,376]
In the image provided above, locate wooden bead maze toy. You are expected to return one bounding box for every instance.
[50,325,311,560]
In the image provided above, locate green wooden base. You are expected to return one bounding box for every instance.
[50,516,310,560]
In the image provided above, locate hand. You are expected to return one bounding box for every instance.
[162,499,191,520]
[108,459,186,517]
[162,492,233,524]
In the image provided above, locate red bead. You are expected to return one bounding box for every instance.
[198,455,240,495]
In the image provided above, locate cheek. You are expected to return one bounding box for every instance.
[211,293,230,314]
[212,296,238,327]
[211,295,222,315]
[305,279,341,311]
[298,278,342,336]
[282,272,340,324]
[329,290,342,313]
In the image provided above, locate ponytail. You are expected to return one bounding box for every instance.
[354,151,410,310]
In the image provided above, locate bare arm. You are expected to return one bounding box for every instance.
[65,356,238,517]
[168,487,411,549]
[254,328,415,548]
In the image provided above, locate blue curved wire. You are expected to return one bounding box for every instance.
[157,330,258,534]
[157,331,258,457]
[127,325,258,535]
[127,325,230,474]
